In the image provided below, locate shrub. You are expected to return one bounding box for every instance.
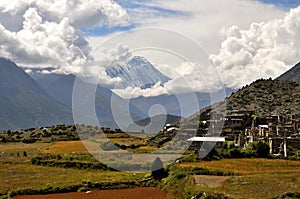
[256,142,270,158]
[22,138,37,143]
[151,157,168,180]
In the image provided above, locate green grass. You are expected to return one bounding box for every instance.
[0,162,145,195]
[3,142,300,199]
[0,142,148,196]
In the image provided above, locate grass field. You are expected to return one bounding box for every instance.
[43,141,90,154]
[0,163,143,194]
[2,141,300,199]
[179,159,300,199]
[0,142,147,197]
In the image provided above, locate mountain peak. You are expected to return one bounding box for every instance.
[106,56,171,89]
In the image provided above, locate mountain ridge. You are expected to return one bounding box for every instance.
[32,73,147,129]
[186,78,300,127]
[277,62,300,83]
[0,58,73,130]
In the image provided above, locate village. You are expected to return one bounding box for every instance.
[186,110,300,158]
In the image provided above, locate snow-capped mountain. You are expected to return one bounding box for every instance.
[106,56,171,89]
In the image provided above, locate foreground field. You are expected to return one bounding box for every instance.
[180,159,300,199]
[2,141,300,199]
[0,142,147,197]
[0,163,144,194]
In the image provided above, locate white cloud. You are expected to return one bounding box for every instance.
[102,0,286,54]
[0,0,128,31]
[210,6,300,88]
[102,44,134,65]
[0,0,128,74]
[1,0,299,98]
[87,0,288,97]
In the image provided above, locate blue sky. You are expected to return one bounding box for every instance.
[83,0,189,36]
[83,0,300,36]
[259,0,300,9]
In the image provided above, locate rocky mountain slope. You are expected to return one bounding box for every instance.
[277,62,300,83]
[188,78,300,123]
[225,79,300,116]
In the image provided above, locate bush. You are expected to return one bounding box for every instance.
[256,142,270,158]
[151,157,168,180]
[22,138,37,143]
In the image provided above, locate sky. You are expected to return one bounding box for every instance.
[0,0,300,98]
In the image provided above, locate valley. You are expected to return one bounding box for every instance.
[1,137,300,199]
[0,59,300,198]
[1,1,300,198]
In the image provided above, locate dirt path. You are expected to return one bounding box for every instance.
[191,175,231,187]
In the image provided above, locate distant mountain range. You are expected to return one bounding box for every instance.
[32,73,146,129]
[106,56,170,89]
[127,114,182,133]
[30,56,235,127]
[0,57,300,130]
[130,88,236,118]
[0,58,72,130]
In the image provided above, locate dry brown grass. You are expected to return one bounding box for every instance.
[0,142,146,196]
[137,146,159,152]
[180,158,300,175]
[43,141,97,154]
[180,159,300,199]
[0,162,144,195]
[0,143,51,155]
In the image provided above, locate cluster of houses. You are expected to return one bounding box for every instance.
[187,110,300,158]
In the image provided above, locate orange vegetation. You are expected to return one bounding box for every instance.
[43,141,89,154]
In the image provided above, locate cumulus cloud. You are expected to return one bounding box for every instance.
[110,1,300,98]
[87,0,289,97]
[0,0,128,31]
[102,0,286,54]
[102,44,134,66]
[0,0,128,73]
[210,6,300,88]
[1,0,299,98]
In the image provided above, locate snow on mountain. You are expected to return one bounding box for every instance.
[105,56,171,89]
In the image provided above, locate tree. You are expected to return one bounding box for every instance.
[151,157,168,180]
[256,142,270,158]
